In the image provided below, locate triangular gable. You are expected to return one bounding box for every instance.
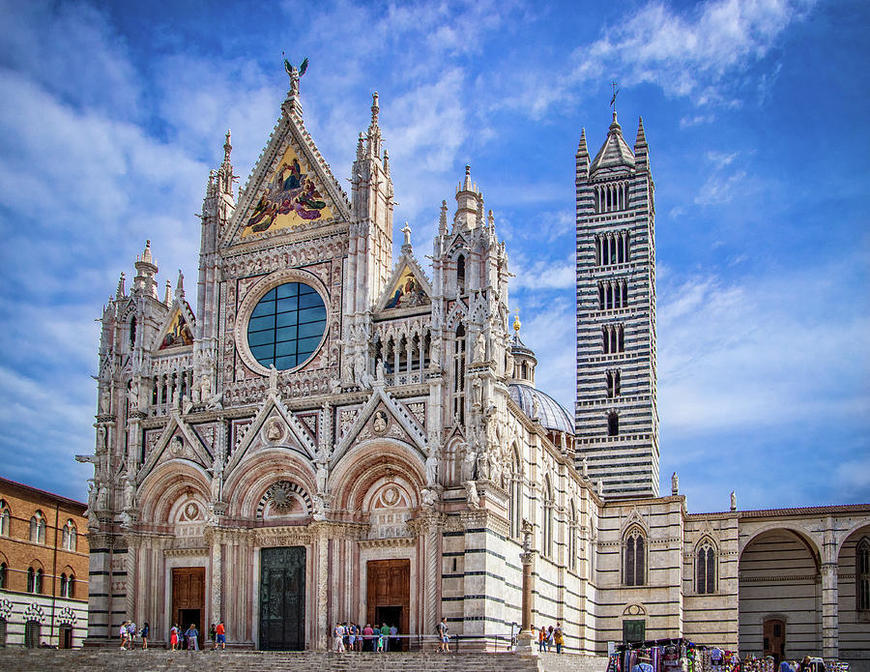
[223,111,351,247]
[223,391,318,476]
[136,413,213,485]
[153,301,195,352]
[331,385,427,466]
[375,256,432,312]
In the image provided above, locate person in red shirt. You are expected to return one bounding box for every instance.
[214,621,226,650]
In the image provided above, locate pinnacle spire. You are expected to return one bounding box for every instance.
[463,164,473,191]
[116,272,126,299]
[577,128,589,157]
[635,116,647,147]
[439,200,448,235]
[164,279,172,305]
[370,92,380,126]
[223,129,232,164]
[175,269,185,300]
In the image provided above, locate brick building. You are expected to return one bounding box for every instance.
[0,476,89,648]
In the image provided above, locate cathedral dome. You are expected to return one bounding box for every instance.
[509,383,574,435]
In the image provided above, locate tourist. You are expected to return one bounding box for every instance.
[380,622,390,651]
[209,623,216,647]
[376,628,384,653]
[185,623,199,651]
[214,620,226,650]
[546,625,555,652]
[437,616,449,653]
[119,621,128,650]
[140,622,149,650]
[334,621,345,652]
[363,623,374,651]
[389,623,398,651]
[553,622,564,653]
[127,620,137,649]
[347,622,356,651]
[538,625,546,652]
[169,623,179,651]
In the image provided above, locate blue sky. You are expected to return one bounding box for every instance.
[0,0,867,512]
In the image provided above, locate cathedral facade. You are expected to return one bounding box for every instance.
[79,72,869,667]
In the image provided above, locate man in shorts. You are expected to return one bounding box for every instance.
[214,620,226,650]
[437,617,449,653]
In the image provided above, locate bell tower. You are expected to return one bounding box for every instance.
[575,112,659,498]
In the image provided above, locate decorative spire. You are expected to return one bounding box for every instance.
[635,116,647,147]
[370,91,380,126]
[356,132,365,161]
[175,269,185,300]
[487,209,494,228]
[116,272,126,299]
[513,311,521,334]
[140,240,153,265]
[577,128,589,158]
[223,129,232,165]
[439,200,448,235]
[463,164,473,192]
[610,110,622,134]
[164,279,172,305]
[383,148,390,175]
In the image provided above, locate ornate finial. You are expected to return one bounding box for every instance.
[164,279,172,305]
[488,209,494,228]
[439,200,448,234]
[176,269,185,299]
[141,240,153,264]
[282,54,308,116]
[463,164,472,191]
[356,132,365,160]
[730,490,737,511]
[371,92,380,125]
[609,80,620,112]
[116,272,126,299]
[223,129,232,163]
[383,148,390,173]
[513,311,521,334]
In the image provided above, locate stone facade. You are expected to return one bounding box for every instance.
[77,71,870,666]
[0,476,89,648]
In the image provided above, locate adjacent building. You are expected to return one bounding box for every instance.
[76,69,869,669]
[0,477,89,648]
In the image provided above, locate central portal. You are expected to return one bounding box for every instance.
[366,559,410,649]
[259,546,306,650]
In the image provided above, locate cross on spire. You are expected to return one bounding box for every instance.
[610,81,620,112]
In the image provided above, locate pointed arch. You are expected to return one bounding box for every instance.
[623,525,646,586]
[695,536,717,594]
[0,499,9,537]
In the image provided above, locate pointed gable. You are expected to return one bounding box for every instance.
[223,93,351,247]
[154,302,194,351]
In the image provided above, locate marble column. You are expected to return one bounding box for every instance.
[516,521,537,656]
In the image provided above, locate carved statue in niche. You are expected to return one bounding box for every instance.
[425,453,439,486]
[473,331,485,363]
[316,461,329,495]
[372,410,388,435]
[99,387,111,414]
[461,443,476,482]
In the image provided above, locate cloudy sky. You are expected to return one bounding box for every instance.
[0,0,867,512]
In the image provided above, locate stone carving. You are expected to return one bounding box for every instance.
[372,409,389,435]
[731,490,737,511]
[672,472,679,495]
[473,332,485,362]
[265,417,285,443]
[461,443,476,482]
[425,453,438,486]
[464,481,481,509]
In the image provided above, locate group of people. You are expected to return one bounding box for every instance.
[535,623,566,653]
[332,621,400,652]
[118,621,149,649]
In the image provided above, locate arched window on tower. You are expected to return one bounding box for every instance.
[27,566,43,594]
[607,412,619,437]
[857,537,870,612]
[623,527,646,586]
[696,540,717,594]
[456,255,466,295]
[606,370,621,398]
[30,511,46,544]
[0,562,7,589]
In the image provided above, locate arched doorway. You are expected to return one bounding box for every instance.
[739,529,820,659]
[24,620,40,648]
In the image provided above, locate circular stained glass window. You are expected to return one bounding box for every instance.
[247,282,327,370]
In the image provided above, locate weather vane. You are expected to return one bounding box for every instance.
[610,81,620,112]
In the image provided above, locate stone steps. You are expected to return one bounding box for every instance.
[0,649,609,672]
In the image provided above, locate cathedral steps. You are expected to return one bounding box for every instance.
[0,649,609,672]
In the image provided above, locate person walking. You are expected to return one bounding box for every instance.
[437,617,449,653]
[119,621,128,650]
[538,625,546,652]
[380,623,390,652]
[169,623,179,651]
[209,623,216,648]
[546,625,554,652]
[185,623,199,651]
[140,622,149,650]
[333,621,346,652]
[214,621,226,650]
[127,620,137,649]
[363,623,374,651]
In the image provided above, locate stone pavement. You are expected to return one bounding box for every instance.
[0,649,609,672]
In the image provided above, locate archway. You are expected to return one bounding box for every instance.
[739,529,821,660]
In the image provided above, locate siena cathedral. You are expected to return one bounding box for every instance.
[79,68,870,666]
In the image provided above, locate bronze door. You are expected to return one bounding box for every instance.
[366,559,410,646]
[259,546,306,650]
[171,567,205,632]
[763,618,785,664]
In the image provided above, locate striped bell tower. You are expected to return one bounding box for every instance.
[574,112,659,498]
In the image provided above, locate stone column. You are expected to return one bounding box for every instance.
[311,523,330,651]
[821,518,839,659]
[413,510,445,636]
[210,530,223,623]
[516,520,538,656]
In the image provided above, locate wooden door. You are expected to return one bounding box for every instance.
[259,546,306,650]
[763,618,785,663]
[172,567,205,630]
[366,559,410,639]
